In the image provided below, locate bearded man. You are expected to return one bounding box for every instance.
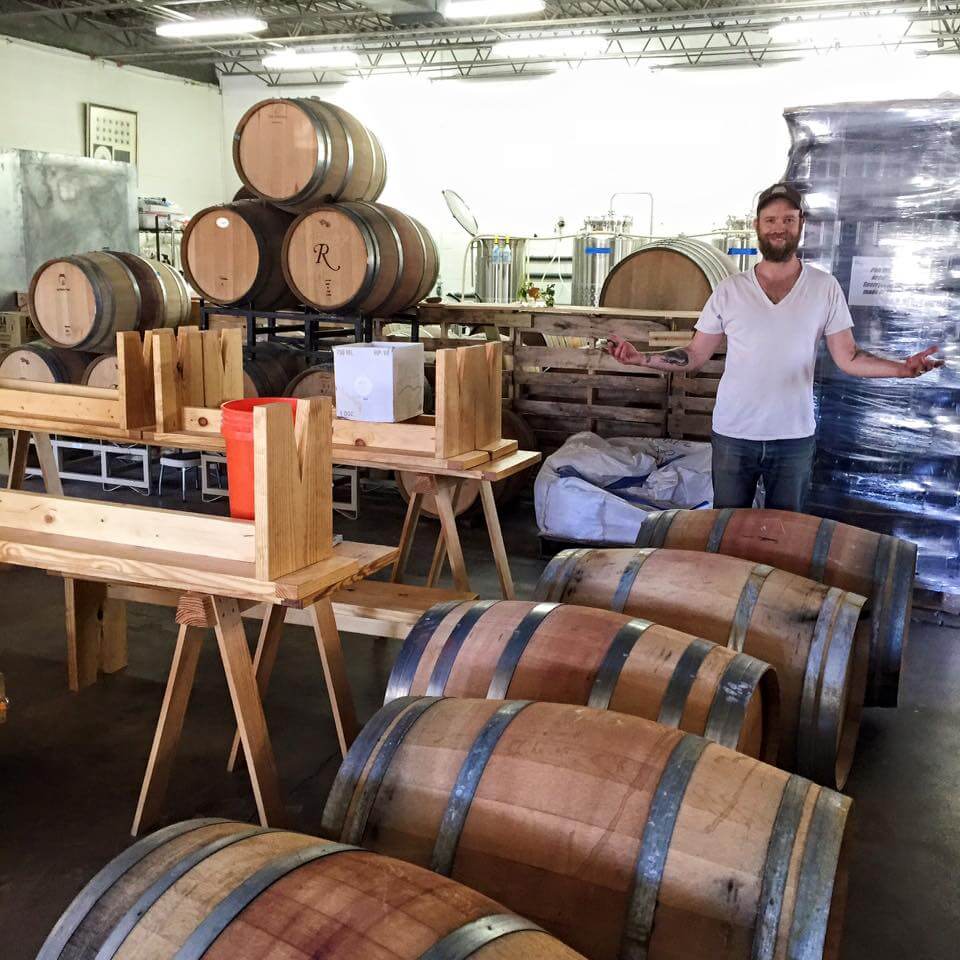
[606,182,942,511]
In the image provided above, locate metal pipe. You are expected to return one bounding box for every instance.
[608,192,654,238]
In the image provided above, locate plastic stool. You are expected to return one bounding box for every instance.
[159,451,202,502]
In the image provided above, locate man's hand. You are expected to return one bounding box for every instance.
[902,346,944,378]
[605,334,648,366]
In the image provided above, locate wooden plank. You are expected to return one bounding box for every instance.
[478,342,503,449]
[0,416,141,442]
[308,597,358,756]
[434,347,460,459]
[228,604,286,772]
[65,577,103,691]
[177,326,205,407]
[34,433,63,496]
[152,329,181,433]
[332,418,436,457]
[117,331,150,430]
[455,344,485,455]
[0,525,356,604]
[221,328,244,402]
[182,407,222,434]
[478,479,515,600]
[671,378,720,397]
[669,395,715,413]
[529,314,667,340]
[0,489,256,562]
[516,345,673,374]
[432,477,471,593]
[254,398,333,581]
[132,623,204,836]
[212,595,285,827]
[7,429,28,489]
[514,398,666,424]
[201,330,224,408]
[0,378,117,399]
[514,370,666,394]
[391,488,423,584]
[481,438,518,460]
[0,387,119,426]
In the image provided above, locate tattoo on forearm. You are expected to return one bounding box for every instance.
[652,349,690,367]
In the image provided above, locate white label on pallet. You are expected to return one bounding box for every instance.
[848,256,896,307]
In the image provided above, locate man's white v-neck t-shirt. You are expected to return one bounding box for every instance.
[694,263,853,441]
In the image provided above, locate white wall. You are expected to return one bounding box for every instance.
[220,53,960,296]
[0,35,225,216]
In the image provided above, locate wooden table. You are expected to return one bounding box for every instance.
[0,510,394,833]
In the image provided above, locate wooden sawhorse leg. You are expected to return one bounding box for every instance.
[64,578,128,691]
[227,596,359,768]
[132,622,203,835]
[391,486,424,584]
[8,430,62,494]
[431,478,470,593]
[479,479,516,600]
[134,594,286,836]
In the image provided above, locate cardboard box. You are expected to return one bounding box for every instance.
[333,342,424,422]
[0,311,38,348]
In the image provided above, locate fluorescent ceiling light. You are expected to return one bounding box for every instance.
[490,35,609,59]
[262,49,359,70]
[770,15,909,46]
[156,17,267,38]
[445,0,544,19]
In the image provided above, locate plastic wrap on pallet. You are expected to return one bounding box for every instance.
[785,98,960,592]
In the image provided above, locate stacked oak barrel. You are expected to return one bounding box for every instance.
[2,251,192,388]
[180,97,439,403]
[44,508,911,959]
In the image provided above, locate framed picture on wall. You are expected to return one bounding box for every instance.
[85,103,138,166]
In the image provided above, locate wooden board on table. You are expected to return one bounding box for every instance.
[0,525,362,604]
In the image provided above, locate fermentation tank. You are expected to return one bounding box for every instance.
[571,215,645,306]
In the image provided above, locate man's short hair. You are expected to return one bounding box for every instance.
[757,183,805,216]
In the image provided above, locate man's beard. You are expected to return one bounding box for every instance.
[757,232,800,263]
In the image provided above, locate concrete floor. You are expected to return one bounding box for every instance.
[0,475,957,959]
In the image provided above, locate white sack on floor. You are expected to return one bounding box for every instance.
[534,432,713,544]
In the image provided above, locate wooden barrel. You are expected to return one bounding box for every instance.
[386,600,780,761]
[635,507,915,709]
[599,238,736,315]
[233,98,386,211]
[0,343,93,383]
[284,361,336,398]
[28,251,141,353]
[323,698,852,960]
[81,353,119,389]
[181,201,296,309]
[110,253,191,331]
[282,201,435,317]
[536,547,869,789]
[397,407,536,518]
[36,818,583,960]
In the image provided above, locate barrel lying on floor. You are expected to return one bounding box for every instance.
[634,506,916,708]
[536,547,869,789]
[37,819,585,960]
[386,599,780,762]
[323,697,851,960]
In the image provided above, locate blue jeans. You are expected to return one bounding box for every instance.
[711,431,816,512]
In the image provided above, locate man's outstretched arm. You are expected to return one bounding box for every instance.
[604,331,723,374]
[826,329,943,378]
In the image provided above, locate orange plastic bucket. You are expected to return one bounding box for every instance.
[221,397,298,520]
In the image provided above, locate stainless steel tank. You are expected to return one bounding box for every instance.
[571,215,644,306]
[473,237,528,303]
[711,219,758,272]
